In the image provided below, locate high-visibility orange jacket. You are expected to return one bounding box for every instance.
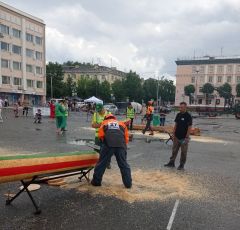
[146,106,154,115]
[98,118,129,148]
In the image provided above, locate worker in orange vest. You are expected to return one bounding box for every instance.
[142,101,154,135]
[91,114,132,188]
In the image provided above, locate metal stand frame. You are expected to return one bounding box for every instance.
[5,167,94,215]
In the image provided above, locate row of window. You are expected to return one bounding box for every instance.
[1,59,43,74]
[1,76,43,88]
[0,24,43,45]
[191,75,240,84]
[192,65,240,74]
[68,74,119,81]
[1,41,43,60]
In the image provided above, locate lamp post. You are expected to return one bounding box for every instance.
[195,67,200,105]
[50,75,53,99]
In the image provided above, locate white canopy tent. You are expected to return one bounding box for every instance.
[84,96,103,104]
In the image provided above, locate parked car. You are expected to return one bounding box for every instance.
[104,104,118,114]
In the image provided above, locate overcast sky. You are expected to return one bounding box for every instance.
[2,0,240,79]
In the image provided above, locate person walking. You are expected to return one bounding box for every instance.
[55,100,66,135]
[50,100,55,119]
[91,114,132,188]
[0,97,3,123]
[126,103,136,130]
[62,100,68,131]
[164,102,192,170]
[22,100,29,117]
[142,101,154,135]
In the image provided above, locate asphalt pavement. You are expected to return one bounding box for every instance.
[0,108,239,230]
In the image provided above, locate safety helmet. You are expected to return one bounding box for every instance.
[104,114,116,120]
[96,103,103,112]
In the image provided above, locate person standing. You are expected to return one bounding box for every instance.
[126,103,136,130]
[62,100,68,131]
[22,100,29,117]
[55,100,66,135]
[142,101,154,135]
[160,107,167,126]
[0,97,3,123]
[91,114,132,188]
[164,102,192,170]
[50,100,56,119]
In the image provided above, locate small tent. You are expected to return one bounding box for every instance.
[84,96,103,104]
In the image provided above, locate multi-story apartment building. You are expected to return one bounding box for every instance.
[175,56,240,106]
[63,64,126,84]
[0,2,45,105]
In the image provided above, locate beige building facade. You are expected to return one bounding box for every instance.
[175,56,240,106]
[63,65,126,84]
[0,2,46,105]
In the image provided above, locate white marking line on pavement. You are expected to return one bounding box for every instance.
[166,199,180,230]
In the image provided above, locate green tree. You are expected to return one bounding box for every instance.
[236,83,240,97]
[46,62,65,98]
[123,71,143,102]
[111,80,125,102]
[158,79,175,104]
[64,76,76,97]
[217,83,232,108]
[202,83,214,105]
[184,84,195,104]
[98,81,111,103]
[143,78,157,102]
[76,77,88,98]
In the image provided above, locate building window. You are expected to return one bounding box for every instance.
[208,65,214,74]
[13,61,22,70]
[198,99,202,104]
[35,36,42,45]
[191,76,195,83]
[217,65,224,73]
[192,66,197,73]
[227,76,232,83]
[111,75,115,81]
[1,59,10,68]
[26,49,34,58]
[102,75,106,80]
[12,45,22,55]
[237,76,240,83]
[36,66,42,74]
[237,65,240,73]
[0,24,9,34]
[26,64,33,73]
[27,79,34,88]
[2,76,11,84]
[35,51,42,60]
[208,76,213,83]
[200,76,204,83]
[1,42,9,51]
[217,76,222,83]
[12,28,21,38]
[26,33,34,42]
[37,81,43,88]
[227,65,233,73]
[199,66,205,73]
[13,77,22,86]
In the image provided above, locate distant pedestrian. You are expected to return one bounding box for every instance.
[142,101,154,135]
[62,100,68,131]
[160,107,167,126]
[164,102,192,170]
[34,109,42,123]
[4,98,8,107]
[0,97,3,123]
[22,100,29,117]
[13,103,19,118]
[50,100,55,119]
[126,102,136,130]
[55,100,66,135]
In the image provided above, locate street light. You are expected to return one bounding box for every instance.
[50,75,53,99]
[194,67,200,105]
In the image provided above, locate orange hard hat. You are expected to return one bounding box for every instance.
[104,114,116,120]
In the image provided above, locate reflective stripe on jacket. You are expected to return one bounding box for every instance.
[126,107,135,119]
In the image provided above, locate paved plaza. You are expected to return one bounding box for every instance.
[0,108,239,230]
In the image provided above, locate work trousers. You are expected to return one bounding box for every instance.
[143,119,153,133]
[170,138,189,165]
[128,118,134,130]
[92,145,132,188]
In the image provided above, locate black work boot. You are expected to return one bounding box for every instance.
[177,164,184,170]
[91,180,101,187]
[164,161,175,168]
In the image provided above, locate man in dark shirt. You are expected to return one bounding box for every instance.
[164,102,192,170]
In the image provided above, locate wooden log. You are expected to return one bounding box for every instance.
[133,124,201,136]
[0,151,99,184]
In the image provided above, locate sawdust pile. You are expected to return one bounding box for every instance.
[62,169,206,203]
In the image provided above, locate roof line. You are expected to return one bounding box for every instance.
[0,1,45,24]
